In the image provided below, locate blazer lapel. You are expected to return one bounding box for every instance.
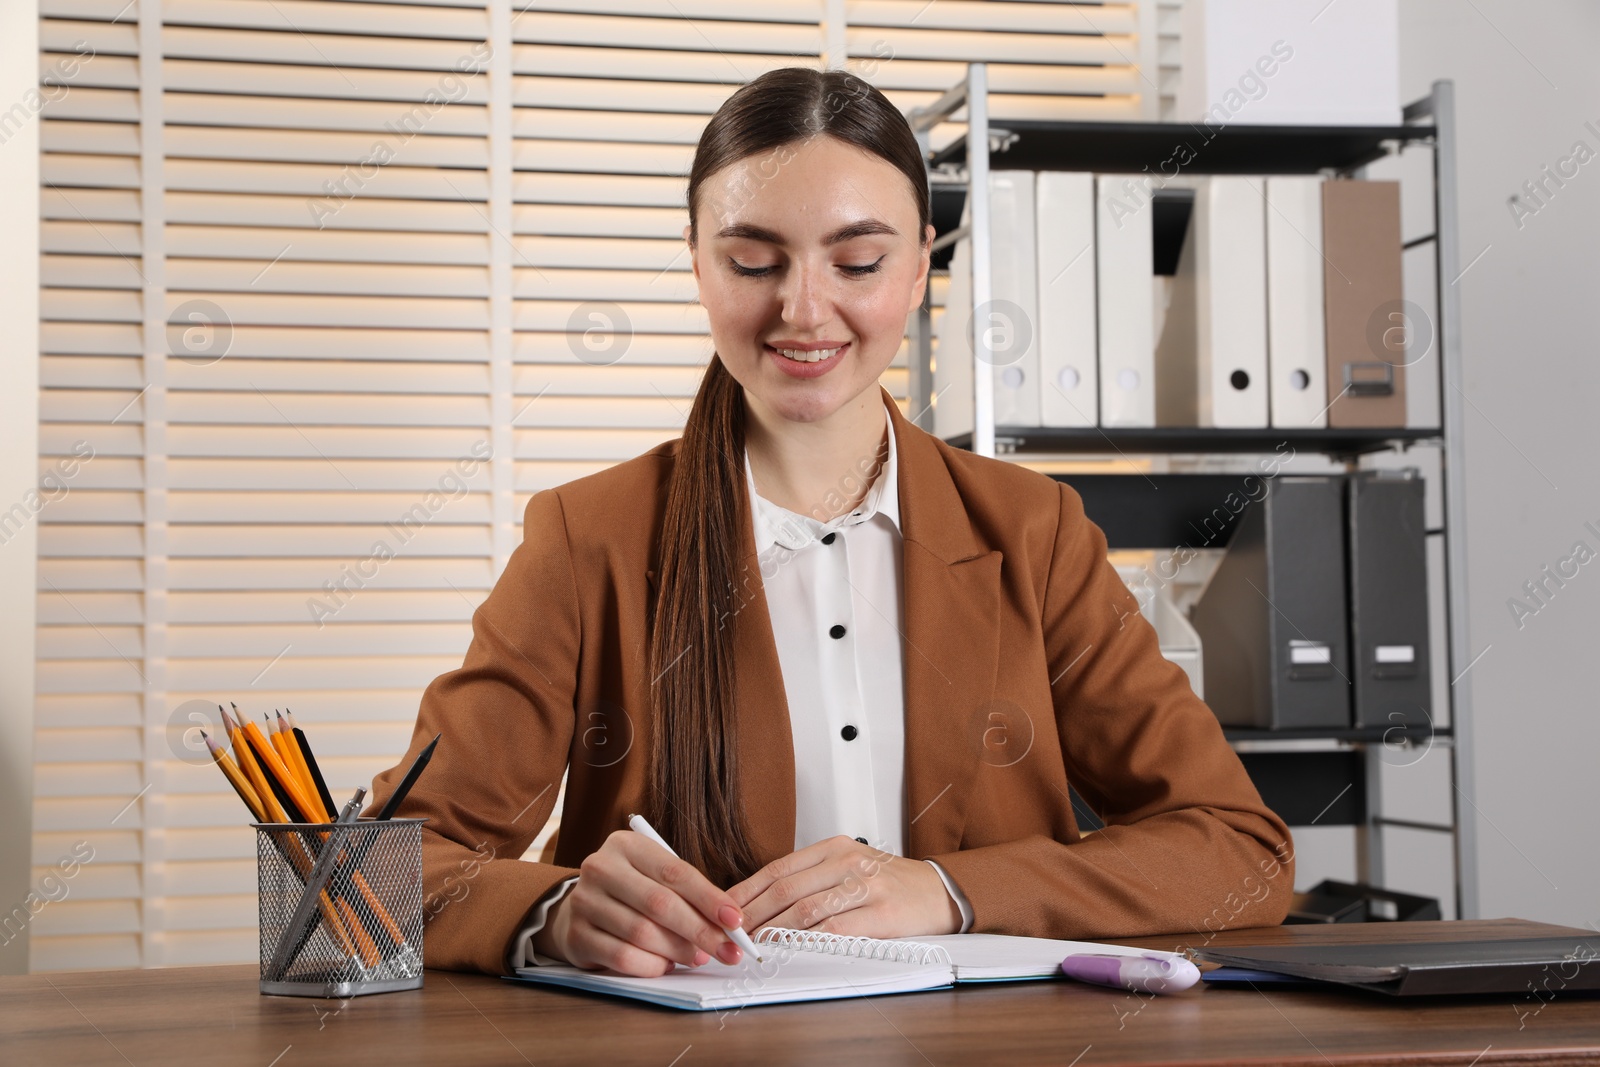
[884,391,1001,860]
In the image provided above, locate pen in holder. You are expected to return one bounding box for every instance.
[254,813,426,998]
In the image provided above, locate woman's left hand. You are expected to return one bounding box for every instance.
[726,835,963,938]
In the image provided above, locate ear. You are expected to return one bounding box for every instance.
[683,223,700,287]
[908,222,936,314]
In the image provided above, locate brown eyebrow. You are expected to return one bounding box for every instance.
[712,219,900,246]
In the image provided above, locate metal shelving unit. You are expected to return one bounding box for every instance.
[940,425,1441,456]
[907,67,1478,920]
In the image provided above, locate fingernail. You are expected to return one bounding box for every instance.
[692,949,710,967]
[718,905,742,928]
[718,941,742,964]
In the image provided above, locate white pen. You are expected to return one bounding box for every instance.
[626,813,765,964]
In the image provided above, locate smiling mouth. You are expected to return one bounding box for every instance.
[767,343,847,363]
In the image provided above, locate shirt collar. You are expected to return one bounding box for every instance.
[745,399,900,554]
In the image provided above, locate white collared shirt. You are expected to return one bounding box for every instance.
[743,400,972,934]
[746,406,907,856]
[513,398,972,967]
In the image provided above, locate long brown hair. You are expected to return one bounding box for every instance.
[646,66,932,886]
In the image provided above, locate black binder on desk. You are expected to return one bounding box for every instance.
[1191,475,1351,729]
[1347,469,1432,728]
[1197,935,1600,997]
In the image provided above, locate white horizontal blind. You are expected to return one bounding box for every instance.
[35,0,1148,970]
[848,0,1147,154]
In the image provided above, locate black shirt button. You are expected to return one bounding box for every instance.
[821,532,837,545]
[840,724,858,741]
[829,624,846,639]
[854,836,868,845]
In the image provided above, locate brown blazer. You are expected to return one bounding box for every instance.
[370,385,1295,976]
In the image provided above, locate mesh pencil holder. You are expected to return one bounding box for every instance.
[254,818,426,998]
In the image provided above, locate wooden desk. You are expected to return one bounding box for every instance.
[5,919,1597,1066]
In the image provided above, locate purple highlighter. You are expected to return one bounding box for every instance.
[1060,952,1202,994]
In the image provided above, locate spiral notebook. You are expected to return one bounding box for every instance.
[506,928,1181,1011]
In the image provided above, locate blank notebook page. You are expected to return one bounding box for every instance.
[904,934,1185,981]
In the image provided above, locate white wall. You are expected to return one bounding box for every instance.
[1400,0,1600,928]
[0,0,41,975]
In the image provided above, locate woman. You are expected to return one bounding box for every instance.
[370,67,1293,979]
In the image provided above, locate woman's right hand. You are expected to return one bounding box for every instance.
[530,829,749,976]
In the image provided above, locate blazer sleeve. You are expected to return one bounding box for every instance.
[368,489,584,976]
[927,480,1295,941]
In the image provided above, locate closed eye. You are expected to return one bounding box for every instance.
[728,256,885,278]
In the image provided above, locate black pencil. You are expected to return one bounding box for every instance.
[343,732,443,893]
[284,708,338,820]
[375,733,441,820]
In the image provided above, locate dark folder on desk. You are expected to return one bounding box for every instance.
[1198,935,1600,997]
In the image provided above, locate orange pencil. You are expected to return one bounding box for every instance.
[236,705,322,824]
[270,711,316,810]
[335,895,382,967]
[275,710,325,818]
[221,705,286,823]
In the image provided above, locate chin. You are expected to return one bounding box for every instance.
[771,372,887,419]
[760,388,850,424]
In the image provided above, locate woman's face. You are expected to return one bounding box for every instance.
[684,134,935,425]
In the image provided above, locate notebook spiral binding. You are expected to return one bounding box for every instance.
[754,927,955,965]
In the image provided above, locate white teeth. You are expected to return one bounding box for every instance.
[775,346,842,363]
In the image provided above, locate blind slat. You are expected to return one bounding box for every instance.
[162,59,491,102]
[163,0,487,38]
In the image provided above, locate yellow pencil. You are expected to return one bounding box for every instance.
[274,710,324,818]
[222,706,287,823]
[202,730,266,822]
[241,711,322,824]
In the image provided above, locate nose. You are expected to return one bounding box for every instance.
[778,257,832,332]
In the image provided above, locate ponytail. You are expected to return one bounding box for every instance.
[645,354,764,886]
